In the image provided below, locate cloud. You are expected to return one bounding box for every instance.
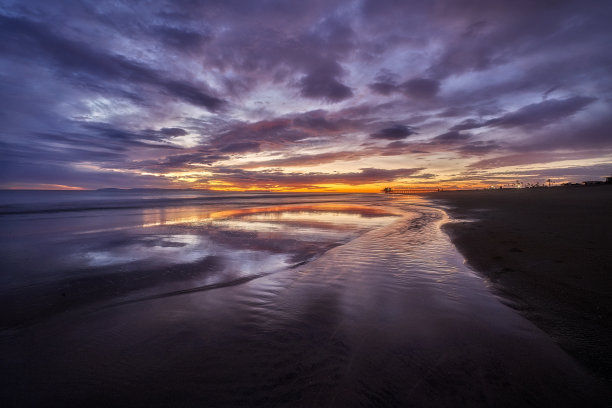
[370,125,418,140]
[299,69,353,102]
[467,150,608,170]
[431,131,471,143]
[515,113,612,152]
[1,0,611,189]
[369,81,397,96]
[457,141,500,155]
[151,25,212,51]
[448,96,597,133]
[210,119,306,148]
[438,161,612,186]
[485,96,596,129]
[237,150,373,169]
[160,128,189,136]
[0,14,224,111]
[292,110,343,131]
[130,152,228,172]
[379,130,487,157]
[369,76,440,100]
[78,122,178,148]
[400,78,440,99]
[506,163,612,180]
[206,167,429,188]
[0,158,170,190]
[206,111,365,152]
[219,142,261,153]
[449,118,484,131]
[368,71,399,95]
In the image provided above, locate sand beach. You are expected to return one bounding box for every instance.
[1,190,610,406]
[427,185,612,381]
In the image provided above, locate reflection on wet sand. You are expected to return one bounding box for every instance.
[0,203,399,330]
[141,203,399,228]
[0,197,609,406]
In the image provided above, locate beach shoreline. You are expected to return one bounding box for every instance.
[1,190,611,405]
[425,185,612,381]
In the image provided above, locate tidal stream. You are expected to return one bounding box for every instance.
[0,192,607,406]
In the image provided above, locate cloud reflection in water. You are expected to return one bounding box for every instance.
[79,204,400,286]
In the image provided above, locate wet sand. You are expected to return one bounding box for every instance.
[1,194,610,406]
[426,185,612,381]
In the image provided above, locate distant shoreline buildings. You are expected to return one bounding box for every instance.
[382,174,612,194]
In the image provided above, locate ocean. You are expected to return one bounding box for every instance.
[0,190,605,406]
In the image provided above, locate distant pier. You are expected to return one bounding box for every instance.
[383,187,441,194]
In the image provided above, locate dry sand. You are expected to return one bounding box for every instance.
[426,185,612,382]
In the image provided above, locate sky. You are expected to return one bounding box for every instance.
[1,0,611,191]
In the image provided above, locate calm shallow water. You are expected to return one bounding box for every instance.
[0,191,607,406]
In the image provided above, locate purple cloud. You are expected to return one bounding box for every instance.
[485,97,597,129]
[1,0,611,189]
[400,78,440,99]
[370,125,418,140]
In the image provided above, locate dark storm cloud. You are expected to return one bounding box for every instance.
[370,125,418,140]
